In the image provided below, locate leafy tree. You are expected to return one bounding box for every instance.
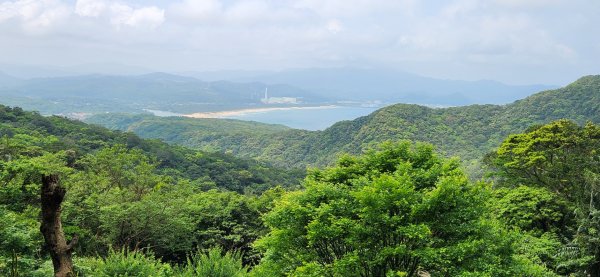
[490,186,571,273]
[62,145,196,261]
[492,185,573,237]
[0,207,44,275]
[487,120,600,275]
[256,141,543,276]
[187,188,286,265]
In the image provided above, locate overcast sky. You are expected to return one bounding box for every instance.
[1,0,599,84]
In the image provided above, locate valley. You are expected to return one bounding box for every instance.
[2,1,599,274]
[86,75,600,171]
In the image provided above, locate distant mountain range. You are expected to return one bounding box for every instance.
[0,71,21,88]
[0,66,555,117]
[0,63,152,78]
[86,75,600,173]
[0,72,324,115]
[227,67,556,105]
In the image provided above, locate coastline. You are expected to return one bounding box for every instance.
[183,105,339,119]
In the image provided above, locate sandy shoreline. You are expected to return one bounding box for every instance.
[184,105,339,119]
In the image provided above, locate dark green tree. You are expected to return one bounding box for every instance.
[488,120,600,275]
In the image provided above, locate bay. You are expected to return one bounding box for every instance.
[224,106,378,131]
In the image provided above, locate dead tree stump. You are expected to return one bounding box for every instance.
[40,175,77,277]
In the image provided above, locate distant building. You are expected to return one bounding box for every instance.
[261,87,299,104]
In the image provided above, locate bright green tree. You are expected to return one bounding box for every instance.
[256,141,543,276]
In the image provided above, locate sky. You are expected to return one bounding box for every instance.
[0,0,599,85]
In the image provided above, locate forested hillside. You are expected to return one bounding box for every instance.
[3,76,600,276]
[88,114,290,153]
[5,108,600,275]
[0,104,305,275]
[0,105,303,193]
[88,75,600,169]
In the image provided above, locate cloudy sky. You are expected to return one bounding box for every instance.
[0,0,599,84]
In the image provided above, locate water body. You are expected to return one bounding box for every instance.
[148,106,380,131]
[224,106,378,131]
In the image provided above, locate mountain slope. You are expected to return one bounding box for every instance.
[86,114,290,153]
[87,75,600,168]
[0,71,20,88]
[0,105,304,192]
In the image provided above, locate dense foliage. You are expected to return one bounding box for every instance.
[487,119,600,276]
[3,76,600,276]
[86,114,290,155]
[253,141,556,276]
[0,104,298,274]
[0,105,303,194]
[88,75,600,171]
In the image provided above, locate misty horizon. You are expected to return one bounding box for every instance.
[1,0,599,86]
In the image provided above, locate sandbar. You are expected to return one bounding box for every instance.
[184,105,338,119]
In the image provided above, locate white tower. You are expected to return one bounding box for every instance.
[262,87,269,103]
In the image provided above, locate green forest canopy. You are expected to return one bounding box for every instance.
[2,75,600,276]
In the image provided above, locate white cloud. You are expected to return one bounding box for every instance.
[225,0,269,23]
[441,0,480,18]
[292,0,415,18]
[0,0,70,30]
[326,19,343,34]
[0,0,597,84]
[168,0,222,22]
[554,44,577,59]
[75,0,107,17]
[127,6,164,28]
[110,4,164,28]
[74,0,166,29]
[494,0,565,8]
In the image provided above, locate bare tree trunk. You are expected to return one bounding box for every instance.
[40,175,77,277]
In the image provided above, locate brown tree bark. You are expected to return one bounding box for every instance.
[40,175,77,277]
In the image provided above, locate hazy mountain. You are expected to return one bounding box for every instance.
[180,69,274,82]
[0,72,326,115]
[0,71,21,88]
[0,65,556,111]
[234,67,556,105]
[0,63,154,79]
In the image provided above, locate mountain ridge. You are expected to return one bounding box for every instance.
[0,73,326,114]
[86,75,600,169]
[232,67,556,105]
[0,67,556,117]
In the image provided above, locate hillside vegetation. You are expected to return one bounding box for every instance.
[0,105,303,193]
[87,75,600,169]
[3,84,600,275]
[0,104,304,275]
[88,114,290,153]
[5,116,598,275]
